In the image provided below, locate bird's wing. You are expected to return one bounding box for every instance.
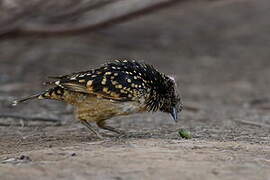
[51,67,146,101]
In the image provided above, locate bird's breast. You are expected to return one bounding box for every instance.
[74,95,146,122]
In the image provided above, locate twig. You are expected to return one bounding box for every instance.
[236,120,270,129]
[1,0,184,36]
[0,0,250,37]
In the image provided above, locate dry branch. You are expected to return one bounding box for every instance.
[0,0,184,36]
[0,0,248,37]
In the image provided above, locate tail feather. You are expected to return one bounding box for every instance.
[12,87,66,106]
[12,93,44,106]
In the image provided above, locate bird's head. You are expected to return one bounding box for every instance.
[144,73,183,122]
[158,76,183,121]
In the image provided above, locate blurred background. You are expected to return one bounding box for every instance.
[0,0,270,143]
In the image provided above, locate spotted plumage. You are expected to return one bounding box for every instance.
[13,60,183,138]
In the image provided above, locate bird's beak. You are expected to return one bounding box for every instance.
[170,107,178,122]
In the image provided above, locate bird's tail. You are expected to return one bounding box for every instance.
[12,93,44,106]
[12,87,65,106]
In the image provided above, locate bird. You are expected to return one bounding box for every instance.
[12,60,183,138]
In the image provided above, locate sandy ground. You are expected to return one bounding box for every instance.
[1,139,270,180]
[0,0,270,179]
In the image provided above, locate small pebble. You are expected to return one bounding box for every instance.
[19,155,31,161]
[1,155,31,164]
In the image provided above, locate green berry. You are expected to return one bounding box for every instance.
[178,129,192,139]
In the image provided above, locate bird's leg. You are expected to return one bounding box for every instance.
[80,120,103,139]
[97,120,125,135]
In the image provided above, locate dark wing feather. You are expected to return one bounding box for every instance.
[51,60,161,102]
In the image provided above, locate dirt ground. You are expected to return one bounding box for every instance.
[0,1,270,180]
